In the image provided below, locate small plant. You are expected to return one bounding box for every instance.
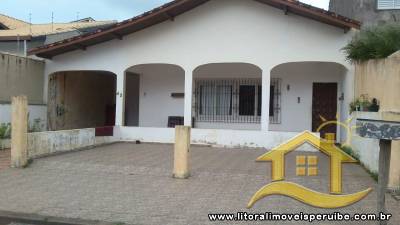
[369,98,380,112]
[0,123,11,140]
[340,145,360,160]
[28,118,44,133]
[349,95,380,113]
[343,24,400,62]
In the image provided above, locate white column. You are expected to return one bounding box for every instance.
[115,72,125,126]
[184,69,193,126]
[261,68,271,132]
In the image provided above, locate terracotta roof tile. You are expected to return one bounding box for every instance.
[0,14,116,39]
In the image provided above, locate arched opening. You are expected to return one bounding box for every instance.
[269,61,348,142]
[47,71,117,131]
[124,64,185,128]
[193,63,262,130]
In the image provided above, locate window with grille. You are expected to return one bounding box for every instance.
[194,79,281,124]
[377,0,400,9]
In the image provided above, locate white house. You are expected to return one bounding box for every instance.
[29,0,361,148]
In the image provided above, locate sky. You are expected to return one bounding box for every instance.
[0,0,330,24]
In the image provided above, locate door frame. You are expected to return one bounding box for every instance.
[311,82,339,141]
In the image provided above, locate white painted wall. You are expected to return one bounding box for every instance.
[116,126,317,150]
[42,0,356,143]
[270,62,347,137]
[0,104,47,130]
[350,112,383,173]
[127,64,185,128]
[28,128,95,158]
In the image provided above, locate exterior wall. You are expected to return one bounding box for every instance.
[0,52,46,128]
[27,128,95,158]
[0,39,45,56]
[353,53,400,189]
[45,0,354,73]
[0,104,47,129]
[48,71,116,130]
[0,52,45,104]
[270,62,347,135]
[355,52,400,112]
[351,112,400,189]
[329,0,400,27]
[126,64,185,128]
[116,126,317,151]
[42,0,356,142]
[44,0,355,104]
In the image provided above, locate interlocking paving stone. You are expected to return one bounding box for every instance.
[0,143,398,225]
[0,149,10,172]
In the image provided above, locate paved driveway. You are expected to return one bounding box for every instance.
[0,143,398,225]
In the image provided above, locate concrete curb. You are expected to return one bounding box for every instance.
[0,210,121,225]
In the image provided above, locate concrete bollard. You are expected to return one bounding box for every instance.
[173,126,191,179]
[11,96,28,168]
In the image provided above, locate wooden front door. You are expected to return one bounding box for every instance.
[312,83,338,139]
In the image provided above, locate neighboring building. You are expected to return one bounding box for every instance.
[0,14,116,56]
[329,0,400,27]
[29,0,360,148]
[0,52,47,129]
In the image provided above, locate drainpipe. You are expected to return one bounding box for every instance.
[23,40,27,57]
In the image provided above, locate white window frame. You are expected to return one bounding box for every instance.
[377,0,400,10]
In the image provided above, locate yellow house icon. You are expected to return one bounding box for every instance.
[247,131,372,209]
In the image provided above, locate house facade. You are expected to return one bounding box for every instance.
[29,0,360,148]
[330,0,400,27]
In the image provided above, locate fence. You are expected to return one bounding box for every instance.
[193,78,281,124]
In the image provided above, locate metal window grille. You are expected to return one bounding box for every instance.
[193,78,282,124]
[270,78,282,124]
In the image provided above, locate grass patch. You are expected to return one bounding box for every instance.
[343,24,400,62]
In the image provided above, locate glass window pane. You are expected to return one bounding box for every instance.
[200,84,215,115]
[216,85,232,115]
[239,85,255,116]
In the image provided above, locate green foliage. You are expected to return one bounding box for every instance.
[0,117,43,140]
[0,123,11,139]
[349,95,380,113]
[343,24,400,62]
[340,145,360,160]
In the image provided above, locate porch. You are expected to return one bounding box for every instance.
[46,61,349,146]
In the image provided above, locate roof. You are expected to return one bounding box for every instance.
[0,14,116,41]
[29,0,362,59]
[0,14,29,30]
